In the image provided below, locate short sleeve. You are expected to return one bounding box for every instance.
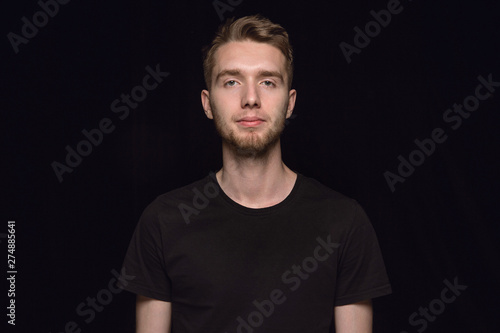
[119,201,172,301]
[334,201,392,306]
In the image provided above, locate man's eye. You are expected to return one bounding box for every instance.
[262,80,275,87]
[225,80,237,87]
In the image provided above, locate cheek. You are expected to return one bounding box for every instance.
[264,92,289,110]
[263,87,289,100]
[213,90,240,107]
[211,98,234,122]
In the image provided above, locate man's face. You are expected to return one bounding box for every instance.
[202,40,296,157]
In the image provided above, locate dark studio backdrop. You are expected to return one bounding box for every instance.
[2,0,500,332]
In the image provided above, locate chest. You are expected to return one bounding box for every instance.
[162,214,340,305]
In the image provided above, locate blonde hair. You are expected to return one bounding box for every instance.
[202,14,294,90]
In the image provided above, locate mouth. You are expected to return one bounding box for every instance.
[237,117,264,127]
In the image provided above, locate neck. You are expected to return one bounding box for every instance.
[216,139,297,208]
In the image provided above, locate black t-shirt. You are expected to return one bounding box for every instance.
[120,172,392,332]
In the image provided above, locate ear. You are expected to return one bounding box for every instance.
[201,89,213,119]
[286,89,297,119]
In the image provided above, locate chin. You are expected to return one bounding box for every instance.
[228,133,281,157]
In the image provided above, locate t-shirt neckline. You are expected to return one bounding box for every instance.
[207,171,303,216]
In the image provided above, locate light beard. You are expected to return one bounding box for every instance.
[211,103,287,158]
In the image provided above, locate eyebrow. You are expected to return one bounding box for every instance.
[215,69,284,83]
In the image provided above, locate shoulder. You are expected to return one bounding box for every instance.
[157,175,213,205]
[297,174,369,229]
[298,174,350,201]
[140,174,215,224]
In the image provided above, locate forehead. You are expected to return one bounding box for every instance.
[213,40,286,75]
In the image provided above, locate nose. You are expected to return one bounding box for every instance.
[241,82,261,109]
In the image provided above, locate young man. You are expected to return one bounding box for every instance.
[120,15,391,333]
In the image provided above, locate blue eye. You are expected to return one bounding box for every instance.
[225,80,237,87]
[262,81,275,87]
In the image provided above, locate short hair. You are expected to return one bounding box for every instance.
[202,14,294,91]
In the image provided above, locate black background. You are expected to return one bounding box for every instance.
[2,0,500,332]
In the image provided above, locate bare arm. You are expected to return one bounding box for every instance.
[334,299,373,333]
[136,294,172,333]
